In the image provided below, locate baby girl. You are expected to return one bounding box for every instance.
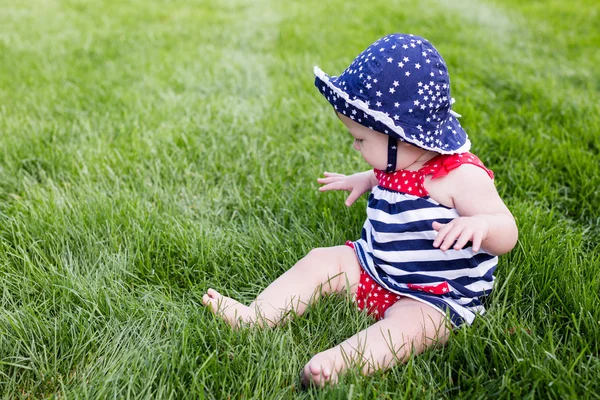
[202,34,518,387]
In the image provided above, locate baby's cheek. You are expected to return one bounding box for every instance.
[363,149,387,170]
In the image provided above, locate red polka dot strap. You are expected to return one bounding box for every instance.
[374,169,428,197]
[407,281,450,295]
[421,152,494,180]
[373,152,493,197]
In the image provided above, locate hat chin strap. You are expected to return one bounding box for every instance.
[385,136,398,173]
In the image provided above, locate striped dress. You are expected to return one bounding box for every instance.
[351,152,498,327]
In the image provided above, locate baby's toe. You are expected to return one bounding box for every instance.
[301,366,316,388]
[308,361,322,376]
[302,359,334,388]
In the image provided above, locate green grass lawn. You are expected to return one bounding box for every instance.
[1,0,599,398]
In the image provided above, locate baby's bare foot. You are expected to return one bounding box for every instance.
[202,288,254,328]
[301,347,347,388]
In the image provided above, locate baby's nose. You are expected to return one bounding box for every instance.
[353,139,361,151]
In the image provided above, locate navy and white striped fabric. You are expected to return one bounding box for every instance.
[352,168,498,327]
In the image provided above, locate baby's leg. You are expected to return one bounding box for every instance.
[202,245,361,328]
[302,298,450,387]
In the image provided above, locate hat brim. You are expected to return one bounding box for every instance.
[314,66,471,154]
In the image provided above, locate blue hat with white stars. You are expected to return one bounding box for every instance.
[314,34,471,155]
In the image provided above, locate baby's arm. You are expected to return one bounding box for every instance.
[318,170,378,206]
[431,164,518,256]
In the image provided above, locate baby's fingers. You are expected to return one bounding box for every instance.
[432,222,452,248]
[471,231,484,252]
[453,230,473,250]
[440,225,463,251]
[317,176,343,185]
[319,182,347,192]
[432,221,445,231]
[317,172,347,185]
[434,223,463,251]
[323,172,345,177]
[344,189,362,207]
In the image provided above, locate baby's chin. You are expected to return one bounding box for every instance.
[360,156,386,171]
[364,161,386,171]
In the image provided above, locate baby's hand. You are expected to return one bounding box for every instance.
[317,171,375,207]
[432,217,489,252]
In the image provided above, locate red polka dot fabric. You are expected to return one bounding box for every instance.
[374,169,427,196]
[355,268,402,319]
[407,281,451,295]
[346,240,401,319]
[374,152,494,196]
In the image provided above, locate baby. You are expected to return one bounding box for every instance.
[202,34,518,387]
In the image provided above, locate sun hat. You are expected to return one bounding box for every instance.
[314,33,471,171]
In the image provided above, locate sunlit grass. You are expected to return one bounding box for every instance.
[0,0,599,398]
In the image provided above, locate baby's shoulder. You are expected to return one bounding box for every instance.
[423,159,495,208]
[421,153,494,180]
[443,162,494,182]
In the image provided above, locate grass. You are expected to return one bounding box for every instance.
[0,0,599,398]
